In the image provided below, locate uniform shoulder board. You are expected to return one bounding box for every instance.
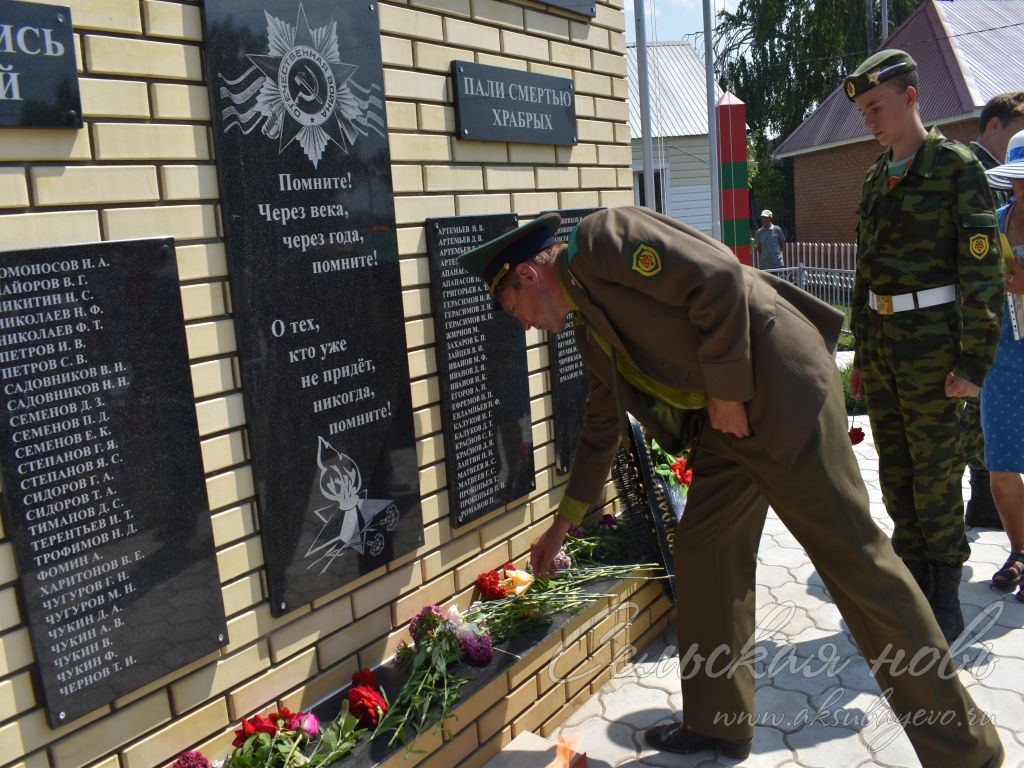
[941,139,977,165]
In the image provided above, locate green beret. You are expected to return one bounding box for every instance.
[843,49,917,101]
[456,212,561,295]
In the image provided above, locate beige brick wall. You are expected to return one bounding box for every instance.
[0,0,634,765]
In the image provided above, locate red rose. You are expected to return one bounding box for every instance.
[232,714,278,747]
[348,685,388,727]
[670,456,693,485]
[849,427,865,445]
[352,667,379,690]
[503,562,516,573]
[476,570,507,600]
[267,707,294,726]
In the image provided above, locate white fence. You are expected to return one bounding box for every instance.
[765,242,858,332]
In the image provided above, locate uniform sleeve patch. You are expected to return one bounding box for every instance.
[631,241,661,277]
[969,233,990,259]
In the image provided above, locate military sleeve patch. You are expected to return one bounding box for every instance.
[631,242,661,277]
[969,233,990,259]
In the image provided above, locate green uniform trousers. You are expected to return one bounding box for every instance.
[861,307,970,565]
[673,371,1001,767]
[960,397,986,471]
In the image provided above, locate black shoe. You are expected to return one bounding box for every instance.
[928,561,965,643]
[644,722,752,759]
[966,468,1003,529]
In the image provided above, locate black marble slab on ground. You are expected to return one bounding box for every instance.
[426,215,535,528]
[543,208,601,474]
[203,0,422,614]
[0,238,225,726]
[0,0,83,128]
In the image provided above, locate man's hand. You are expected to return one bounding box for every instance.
[944,372,980,398]
[850,367,865,401]
[530,516,573,577]
[707,398,750,438]
[1007,262,1024,295]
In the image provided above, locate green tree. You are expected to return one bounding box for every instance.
[714,0,918,229]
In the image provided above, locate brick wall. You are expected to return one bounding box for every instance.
[791,118,978,244]
[0,0,639,765]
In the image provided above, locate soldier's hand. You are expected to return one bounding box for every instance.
[849,368,865,401]
[1007,263,1024,295]
[530,516,572,577]
[944,372,979,398]
[708,398,751,438]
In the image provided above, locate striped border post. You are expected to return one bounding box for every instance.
[717,93,751,265]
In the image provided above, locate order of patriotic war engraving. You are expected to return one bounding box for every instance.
[204,0,421,614]
[216,2,385,168]
[0,239,225,726]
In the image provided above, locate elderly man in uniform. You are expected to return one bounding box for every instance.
[845,50,1004,641]
[962,91,1024,529]
[456,205,1002,767]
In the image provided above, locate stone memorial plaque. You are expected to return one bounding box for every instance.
[204,0,422,614]
[544,208,600,474]
[452,60,576,146]
[0,0,82,128]
[0,238,226,726]
[426,215,535,527]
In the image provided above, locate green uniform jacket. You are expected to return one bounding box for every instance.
[851,128,1002,382]
[559,207,843,508]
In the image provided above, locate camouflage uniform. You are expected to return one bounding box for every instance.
[960,141,1009,491]
[852,128,1003,567]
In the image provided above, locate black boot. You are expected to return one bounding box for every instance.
[966,467,1003,529]
[901,557,931,599]
[928,561,965,643]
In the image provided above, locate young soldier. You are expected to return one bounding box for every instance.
[456,207,1002,767]
[963,91,1024,529]
[845,50,1004,641]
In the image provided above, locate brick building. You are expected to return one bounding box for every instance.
[0,0,670,766]
[774,0,1024,244]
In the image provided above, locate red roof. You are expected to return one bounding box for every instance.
[774,0,1024,158]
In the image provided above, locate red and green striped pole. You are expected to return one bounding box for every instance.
[716,93,751,265]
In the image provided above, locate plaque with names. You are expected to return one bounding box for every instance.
[204,0,422,614]
[544,208,600,474]
[452,61,577,146]
[0,0,82,128]
[0,238,226,726]
[427,215,535,527]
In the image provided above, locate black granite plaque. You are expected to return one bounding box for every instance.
[544,208,600,474]
[204,0,421,614]
[0,1,82,128]
[452,61,576,146]
[0,238,226,726]
[426,215,535,527]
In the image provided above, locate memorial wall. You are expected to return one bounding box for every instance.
[0,0,643,765]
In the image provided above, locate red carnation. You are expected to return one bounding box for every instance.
[849,427,865,445]
[476,570,507,600]
[348,685,388,727]
[172,752,209,768]
[670,456,693,485]
[503,562,516,573]
[352,667,379,689]
[232,714,278,747]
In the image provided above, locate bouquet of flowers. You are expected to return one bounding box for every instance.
[172,702,364,768]
[648,438,692,489]
[347,667,388,728]
[372,604,493,749]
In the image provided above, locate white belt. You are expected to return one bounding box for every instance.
[868,284,958,315]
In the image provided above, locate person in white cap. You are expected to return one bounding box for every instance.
[980,128,1024,600]
[753,209,785,270]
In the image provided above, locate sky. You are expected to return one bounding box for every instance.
[622,0,740,45]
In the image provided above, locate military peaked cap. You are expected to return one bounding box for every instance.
[843,49,917,101]
[456,212,561,295]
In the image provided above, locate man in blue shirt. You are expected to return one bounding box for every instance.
[754,209,785,270]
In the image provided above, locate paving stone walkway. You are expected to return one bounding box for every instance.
[553,406,1024,767]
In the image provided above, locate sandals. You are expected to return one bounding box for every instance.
[992,551,1024,588]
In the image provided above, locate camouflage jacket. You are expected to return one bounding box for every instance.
[969,140,1011,209]
[851,127,1003,384]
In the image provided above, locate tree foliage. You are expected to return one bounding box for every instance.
[713,0,918,226]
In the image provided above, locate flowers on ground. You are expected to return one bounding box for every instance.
[373,604,493,748]
[172,753,209,768]
[347,668,388,728]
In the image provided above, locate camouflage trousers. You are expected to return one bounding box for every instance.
[959,397,987,470]
[861,307,969,566]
